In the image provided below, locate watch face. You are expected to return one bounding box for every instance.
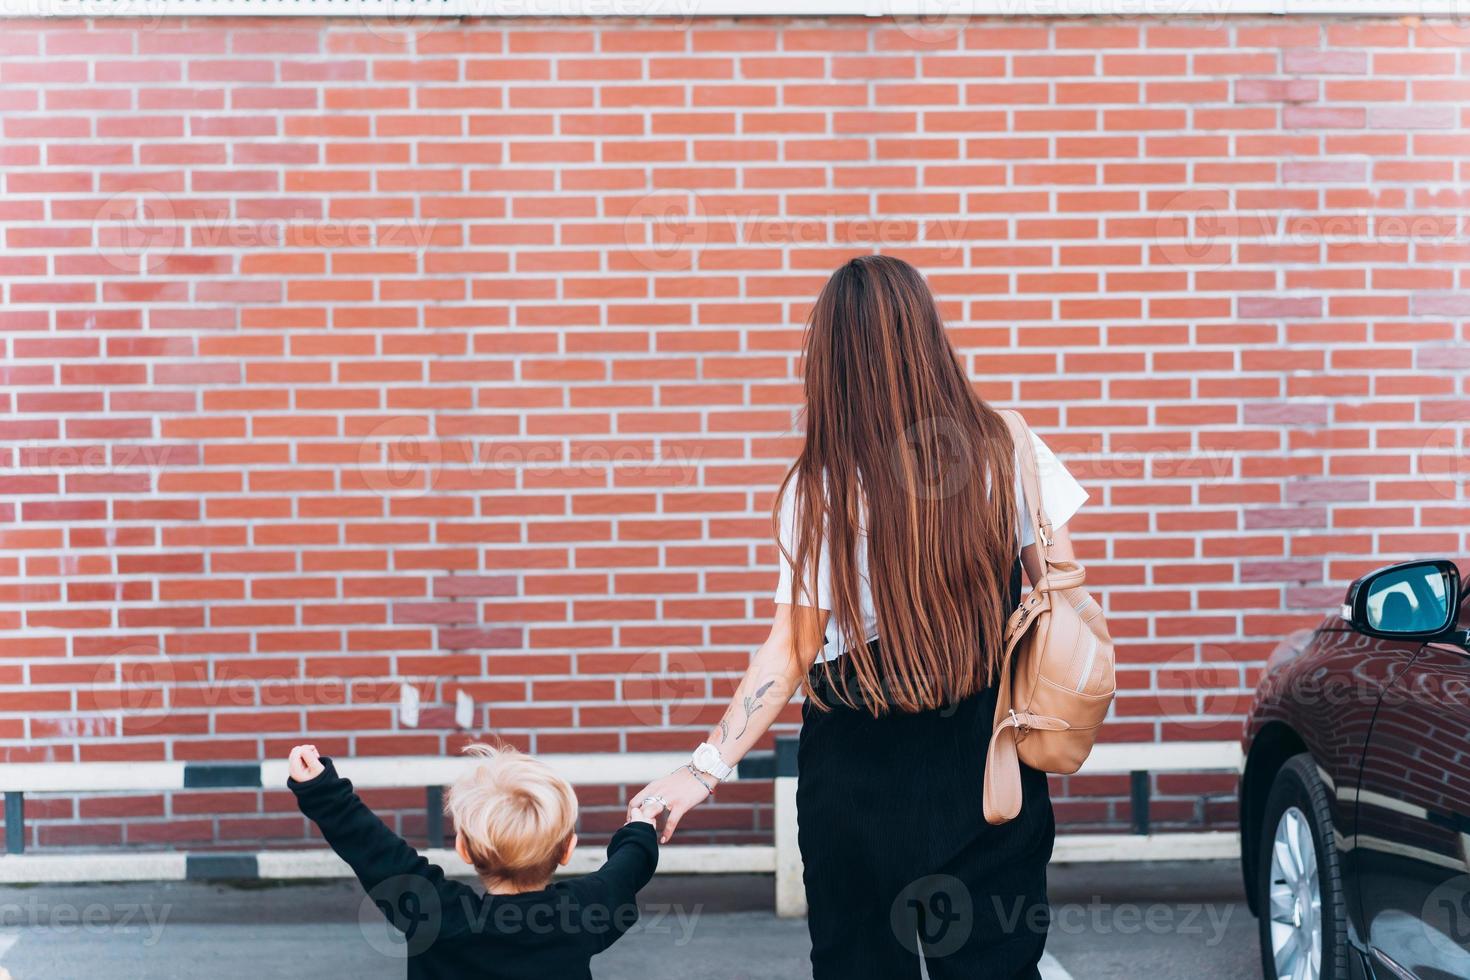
[695,744,723,773]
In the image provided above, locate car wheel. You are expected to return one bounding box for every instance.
[1256,753,1348,980]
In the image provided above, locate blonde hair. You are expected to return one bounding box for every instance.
[446,743,578,891]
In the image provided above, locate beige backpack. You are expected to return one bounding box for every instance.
[983,411,1117,825]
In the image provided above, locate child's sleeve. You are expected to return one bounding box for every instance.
[577,820,659,952]
[289,758,472,941]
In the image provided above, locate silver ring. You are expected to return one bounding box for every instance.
[640,795,665,809]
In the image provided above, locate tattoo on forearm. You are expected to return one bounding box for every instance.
[719,719,729,744]
[735,680,776,740]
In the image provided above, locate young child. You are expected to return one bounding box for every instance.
[288,742,661,979]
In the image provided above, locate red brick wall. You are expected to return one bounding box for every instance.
[2,14,1468,849]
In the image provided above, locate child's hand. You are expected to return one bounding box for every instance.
[288,744,325,782]
[628,794,666,827]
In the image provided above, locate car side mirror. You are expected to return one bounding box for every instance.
[1343,559,1462,643]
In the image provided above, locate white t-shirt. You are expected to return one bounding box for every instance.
[773,430,1089,661]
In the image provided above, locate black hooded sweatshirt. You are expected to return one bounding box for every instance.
[290,758,659,980]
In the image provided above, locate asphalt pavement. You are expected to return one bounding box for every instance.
[0,861,1257,979]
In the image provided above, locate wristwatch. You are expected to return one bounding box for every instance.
[690,742,734,781]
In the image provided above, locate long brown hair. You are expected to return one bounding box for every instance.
[776,255,1018,715]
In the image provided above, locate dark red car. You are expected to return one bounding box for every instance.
[1239,558,1470,980]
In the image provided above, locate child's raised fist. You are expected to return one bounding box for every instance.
[288,744,324,782]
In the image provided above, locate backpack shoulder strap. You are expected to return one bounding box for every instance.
[1000,410,1053,559]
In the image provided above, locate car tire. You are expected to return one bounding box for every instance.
[1256,753,1348,980]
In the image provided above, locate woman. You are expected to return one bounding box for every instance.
[629,256,1088,978]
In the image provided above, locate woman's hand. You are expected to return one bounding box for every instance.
[626,606,824,845]
[288,743,325,782]
[628,767,714,844]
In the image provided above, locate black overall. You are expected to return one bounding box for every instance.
[796,559,1053,979]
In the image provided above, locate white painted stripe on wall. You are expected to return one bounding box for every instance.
[262,752,705,790]
[1052,831,1240,862]
[0,852,189,884]
[0,762,187,794]
[2,0,1460,16]
[0,835,1227,884]
[1076,740,1241,775]
[257,844,778,879]
[5,742,1234,796]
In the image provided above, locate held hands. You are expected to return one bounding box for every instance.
[288,743,325,782]
[626,795,664,827]
[627,766,714,844]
